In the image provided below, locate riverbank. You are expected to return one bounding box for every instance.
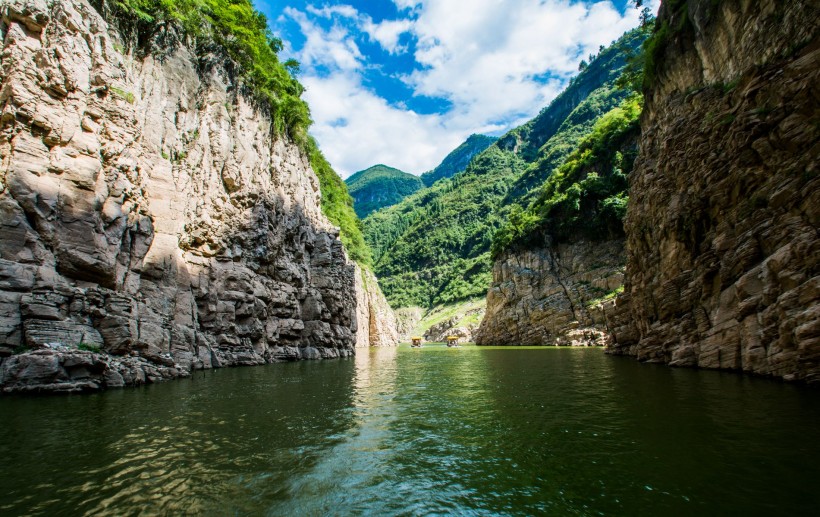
[0,344,352,394]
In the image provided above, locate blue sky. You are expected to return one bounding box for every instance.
[254,0,658,178]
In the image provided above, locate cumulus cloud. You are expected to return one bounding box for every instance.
[405,0,638,125]
[284,7,363,72]
[361,18,414,54]
[283,1,652,177]
[301,73,465,178]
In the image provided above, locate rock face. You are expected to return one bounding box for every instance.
[607,0,819,382]
[394,307,422,342]
[476,240,624,346]
[0,0,386,393]
[354,265,398,347]
[423,303,485,343]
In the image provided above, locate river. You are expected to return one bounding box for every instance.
[1,345,819,516]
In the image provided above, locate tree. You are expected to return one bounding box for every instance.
[639,7,654,27]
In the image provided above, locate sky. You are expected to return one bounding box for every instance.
[255,0,659,178]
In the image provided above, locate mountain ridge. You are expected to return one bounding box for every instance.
[345,164,424,219]
[363,26,649,309]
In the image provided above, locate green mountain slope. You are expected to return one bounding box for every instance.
[364,26,650,309]
[420,134,498,187]
[346,165,424,218]
[491,95,642,257]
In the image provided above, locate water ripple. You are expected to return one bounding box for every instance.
[1,347,819,515]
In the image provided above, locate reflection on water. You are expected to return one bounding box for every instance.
[1,345,819,515]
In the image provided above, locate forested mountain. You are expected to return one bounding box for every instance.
[364,26,650,309]
[345,165,424,218]
[420,134,498,187]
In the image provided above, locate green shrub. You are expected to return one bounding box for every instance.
[109,85,135,104]
[77,343,102,353]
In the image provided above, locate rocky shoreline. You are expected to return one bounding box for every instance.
[0,344,353,394]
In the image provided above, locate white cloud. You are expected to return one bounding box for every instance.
[301,73,465,177]
[284,1,651,177]
[284,7,363,72]
[361,18,414,54]
[305,4,359,19]
[405,0,639,126]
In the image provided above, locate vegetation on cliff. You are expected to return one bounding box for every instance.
[109,0,372,267]
[110,0,310,143]
[363,27,649,309]
[346,165,424,218]
[490,95,642,257]
[307,139,373,266]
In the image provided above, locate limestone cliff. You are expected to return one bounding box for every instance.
[0,0,393,393]
[475,240,624,346]
[394,307,422,342]
[607,0,819,382]
[354,265,399,347]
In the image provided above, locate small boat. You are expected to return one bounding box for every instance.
[446,336,460,348]
[411,337,423,348]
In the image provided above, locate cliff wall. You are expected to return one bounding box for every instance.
[475,240,624,346]
[354,265,399,347]
[0,0,393,393]
[607,0,819,382]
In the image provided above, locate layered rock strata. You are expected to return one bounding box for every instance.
[354,265,399,347]
[476,240,625,346]
[423,303,485,343]
[0,0,390,393]
[607,0,819,382]
[394,307,422,342]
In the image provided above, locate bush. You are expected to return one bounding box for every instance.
[77,343,102,353]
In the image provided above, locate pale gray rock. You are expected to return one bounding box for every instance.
[476,240,624,346]
[354,265,399,347]
[0,0,392,394]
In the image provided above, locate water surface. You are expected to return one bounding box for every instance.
[1,345,819,515]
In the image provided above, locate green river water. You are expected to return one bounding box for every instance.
[1,345,819,516]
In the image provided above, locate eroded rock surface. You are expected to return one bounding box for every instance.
[607,0,819,382]
[0,0,378,393]
[476,240,624,346]
[354,265,398,347]
[394,307,422,342]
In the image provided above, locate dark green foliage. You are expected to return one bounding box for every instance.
[504,83,636,207]
[420,134,498,187]
[364,28,648,309]
[307,138,372,266]
[345,165,424,218]
[491,95,642,258]
[366,146,525,307]
[109,0,311,144]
